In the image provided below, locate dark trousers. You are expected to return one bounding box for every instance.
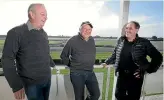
[24,79,51,100]
[70,70,100,100]
[115,70,144,100]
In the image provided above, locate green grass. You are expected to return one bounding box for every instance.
[0,40,4,45]
[49,41,63,44]
[51,67,115,100]
[96,52,112,60]
[95,40,117,46]
[50,52,112,60]
[50,52,155,61]
[50,52,61,59]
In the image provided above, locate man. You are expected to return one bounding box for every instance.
[60,21,100,100]
[102,21,163,100]
[1,3,55,100]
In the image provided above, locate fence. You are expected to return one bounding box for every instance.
[0,64,163,100]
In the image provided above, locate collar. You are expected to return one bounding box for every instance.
[26,20,41,31]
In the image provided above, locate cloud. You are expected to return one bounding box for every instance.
[0,0,119,36]
[0,0,162,37]
[139,23,163,37]
[129,15,152,23]
[128,16,163,37]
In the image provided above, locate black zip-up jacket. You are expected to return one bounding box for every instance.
[105,34,163,73]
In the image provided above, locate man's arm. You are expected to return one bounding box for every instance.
[1,29,23,92]
[60,39,72,66]
[104,38,122,65]
[104,47,116,65]
[146,40,163,73]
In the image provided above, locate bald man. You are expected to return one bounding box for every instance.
[1,3,55,100]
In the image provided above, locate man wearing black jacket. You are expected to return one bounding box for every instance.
[1,3,55,100]
[102,21,163,100]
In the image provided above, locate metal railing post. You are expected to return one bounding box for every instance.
[105,67,111,100]
[141,74,147,100]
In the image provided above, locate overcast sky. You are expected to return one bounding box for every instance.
[0,0,163,37]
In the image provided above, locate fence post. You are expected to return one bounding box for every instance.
[56,68,60,97]
[141,74,147,100]
[105,67,111,100]
[112,69,117,100]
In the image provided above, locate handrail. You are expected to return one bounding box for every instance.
[51,66,113,100]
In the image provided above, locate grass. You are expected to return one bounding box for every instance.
[51,67,115,100]
[50,52,112,60]
[96,52,112,60]
[50,52,155,62]
[50,52,61,59]
[49,40,63,44]
[95,40,117,46]
[0,40,4,45]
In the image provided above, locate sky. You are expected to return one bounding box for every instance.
[0,0,163,37]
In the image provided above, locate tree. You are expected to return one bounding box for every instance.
[152,36,158,40]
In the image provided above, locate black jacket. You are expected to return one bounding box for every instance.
[105,35,163,73]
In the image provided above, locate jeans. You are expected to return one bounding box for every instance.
[70,70,100,100]
[24,79,51,100]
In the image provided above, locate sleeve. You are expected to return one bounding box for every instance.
[145,40,163,73]
[104,47,116,65]
[1,29,23,92]
[60,39,72,66]
[104,38,121,65]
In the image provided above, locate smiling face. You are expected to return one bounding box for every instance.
[80,24,92,40]
[125,22,139,40]
[29,4,47,29]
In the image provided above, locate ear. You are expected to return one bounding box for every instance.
[29,11,34,19]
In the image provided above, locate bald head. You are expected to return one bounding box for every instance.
[27,3,47,29]
[28,3,44,18]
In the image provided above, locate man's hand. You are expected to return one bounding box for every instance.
[14,88,25,100]
[134,69,141,78]
[101,63,108,68]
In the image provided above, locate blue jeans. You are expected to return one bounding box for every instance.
[70,70,100,100]
[24,79,51,100]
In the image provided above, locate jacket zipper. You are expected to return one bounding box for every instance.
[131,44,140,67]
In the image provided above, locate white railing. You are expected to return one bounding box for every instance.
[0,66,163,100]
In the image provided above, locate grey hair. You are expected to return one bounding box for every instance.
[121,23,127,36]
[27,3,44,18]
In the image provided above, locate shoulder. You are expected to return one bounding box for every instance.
[7,23,27,36]
[137,37,150,44]
[65,35,78,45]
[69,35,79,42]
[117,36,125,43]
